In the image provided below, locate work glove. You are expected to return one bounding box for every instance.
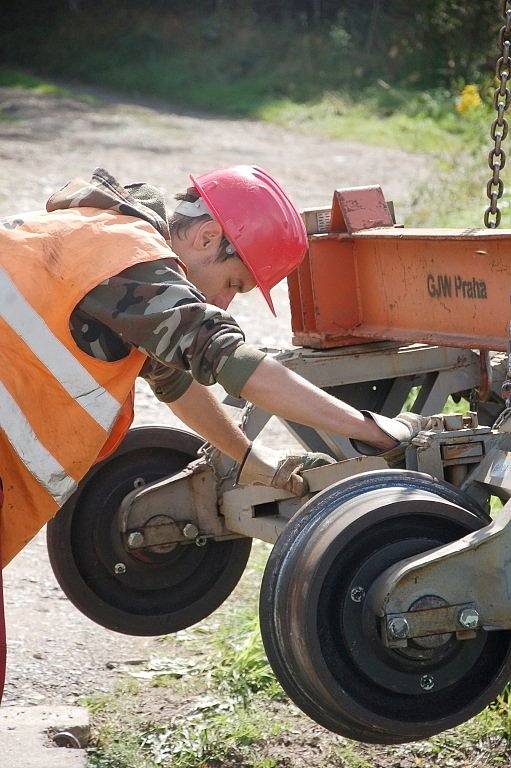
[350,410,427,456]
[237,443,336,497]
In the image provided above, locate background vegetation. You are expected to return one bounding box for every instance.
[2,2,507,227]
[1,2,500,99]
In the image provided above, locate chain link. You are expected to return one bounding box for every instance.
[485,1,511,228]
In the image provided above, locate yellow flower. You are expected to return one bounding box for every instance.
[456,84,482,114]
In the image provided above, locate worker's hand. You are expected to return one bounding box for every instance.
[237,443,336,497]
[350,411,428,456]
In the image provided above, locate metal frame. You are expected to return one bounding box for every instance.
[242,343,482,459]
[115,338,511,655]
[120,341,488,551]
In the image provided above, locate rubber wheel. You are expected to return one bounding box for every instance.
[47,427,252,636]
[260,469,511,744]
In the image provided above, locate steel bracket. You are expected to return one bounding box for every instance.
[371,499,511,634]
[220,457,387,544]
[119,461,233,548]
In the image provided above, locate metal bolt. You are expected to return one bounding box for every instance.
[114,562,126,575]
[350,586,366,603]
[133,477,145,489]
[420,674,435,691]
[458,607,480,630]
[127,531,144,549]
[183,523,199,540]
[387,617,410,640]
[195,535,208,547]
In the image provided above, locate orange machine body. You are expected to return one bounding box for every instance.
[289,187,511,351]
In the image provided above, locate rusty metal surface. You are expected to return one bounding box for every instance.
[277,344,480,389]
[383,602,478,649]
[290,223,511,350]
[333,186,394,234]
[478,350,492,402]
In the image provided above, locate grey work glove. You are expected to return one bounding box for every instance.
[237,443,336,497]
[350,410,427,456]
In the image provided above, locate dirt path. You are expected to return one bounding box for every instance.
[0,86,431,707]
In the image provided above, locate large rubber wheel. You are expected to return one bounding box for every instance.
[47,427,252,636]
[260,470,511,744]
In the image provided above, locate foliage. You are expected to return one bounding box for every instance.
[0,2,503,116]
[0,67,68,95]
[139,704,281,768]
[0,3,503,162]
[211,607,284,705]
[456,84,483,114]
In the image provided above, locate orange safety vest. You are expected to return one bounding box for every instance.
[0,207,171,568]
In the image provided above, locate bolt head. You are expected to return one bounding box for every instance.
[350,586,365,603]
[114,562,126,575]
[420,674,435,691]
[458,607,480,630]
[387,616,410,640]
[127,531,144,549]
[183,523,199,540]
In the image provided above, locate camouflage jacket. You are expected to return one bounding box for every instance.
[47,168,266,402]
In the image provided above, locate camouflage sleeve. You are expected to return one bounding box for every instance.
[78,258,266,395]
[140,358,194,402]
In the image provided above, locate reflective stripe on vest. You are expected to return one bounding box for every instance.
[0,266,119,432]
[0,208,170,568]
[0,382,77,505]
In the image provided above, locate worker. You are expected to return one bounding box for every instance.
[0,165,423,703]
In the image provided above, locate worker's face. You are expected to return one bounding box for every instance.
[173,219,257,310]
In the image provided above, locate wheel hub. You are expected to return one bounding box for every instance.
[342,534,486,696]
[407,596,452,650]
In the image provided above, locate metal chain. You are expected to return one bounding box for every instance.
[485,1,511,228]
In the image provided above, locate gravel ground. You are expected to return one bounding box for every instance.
[0,85,430,706]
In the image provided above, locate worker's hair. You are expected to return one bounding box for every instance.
[168,189,238,262]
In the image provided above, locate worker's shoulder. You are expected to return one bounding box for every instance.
[46,207,171,251]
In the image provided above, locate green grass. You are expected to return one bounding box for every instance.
[84,541,511,768]
[210,607,284,706]
[139,705,282,768]
[259,87,490,155]
[0,67,69,95]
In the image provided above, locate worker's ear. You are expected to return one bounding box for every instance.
[192,219,223,254]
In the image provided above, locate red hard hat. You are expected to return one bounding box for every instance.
[190,165,307,315]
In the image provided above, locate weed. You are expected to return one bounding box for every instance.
[212,608,284,705]
[331,744,374,768]
[482,684,511,743]
[140,703,280,768]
